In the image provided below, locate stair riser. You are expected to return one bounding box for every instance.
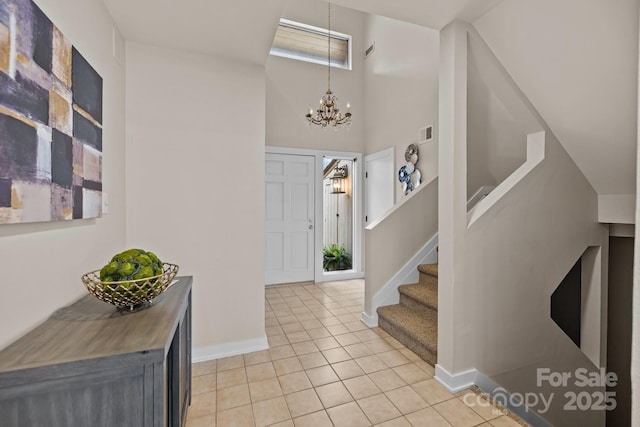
[418,272,437,286]
[399,293,438,315]
[378,316,437,365]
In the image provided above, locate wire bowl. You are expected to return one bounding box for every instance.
[82,263,179,311]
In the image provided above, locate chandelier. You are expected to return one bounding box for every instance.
[305,3,351,128]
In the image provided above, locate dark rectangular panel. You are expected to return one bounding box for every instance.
[606,237,634,427]
[51,129,72,188]
[82,179,102,191]
[0,178,11,207]
[72,185,82,219]
[0,72,49,125]
[72,48,103,124]
[31,2,53,73]
[0,114,38,180]
[72,111,102,151]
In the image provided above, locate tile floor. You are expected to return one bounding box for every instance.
[186,279,529,427]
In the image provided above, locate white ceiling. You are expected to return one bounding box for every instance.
[101,0,502,63]
[101,0,286,65]
[330,0,504,29]
[102,0,638,195]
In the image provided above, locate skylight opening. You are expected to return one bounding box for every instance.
[270,19,352,70]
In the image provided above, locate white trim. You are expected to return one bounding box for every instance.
[366,172,437,230]
[467,131,545,227]
[265,146,364,285]
[364,146,395,162]
[434,364,477,392]
[364,147,395,227]
[364,233,439,323]
[316,270,364,283]
[474,371,553,427]
[270,18,352,70]
[434,366,552,426]
[598,193,636,224]
[360,311,377,328]
[192,336,269,363]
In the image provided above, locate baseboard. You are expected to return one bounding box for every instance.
[475,371,552,427]
[361,311,378,327]
[434,364,477,392]
[192,336,269,363]
[370,233,438,315]
[435,365,552,427]
[316,271,365,283]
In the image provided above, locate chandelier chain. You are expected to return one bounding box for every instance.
[327,2,331,91]
[304,1,351,128]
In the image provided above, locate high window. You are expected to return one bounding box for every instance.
[270,19,352,70]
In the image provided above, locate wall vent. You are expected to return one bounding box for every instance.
[365,43,375,58]
[419,125,433,144]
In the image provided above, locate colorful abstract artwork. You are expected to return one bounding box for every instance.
[0,0,103,224]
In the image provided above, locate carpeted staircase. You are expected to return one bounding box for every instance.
[377,263,438,365]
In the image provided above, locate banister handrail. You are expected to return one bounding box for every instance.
[467,131,546,227]
[366,172,437,230]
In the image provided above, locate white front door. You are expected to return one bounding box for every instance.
[265,153,315,285]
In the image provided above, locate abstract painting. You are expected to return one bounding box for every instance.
[0,0,103,224]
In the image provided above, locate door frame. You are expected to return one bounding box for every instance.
[364,147,395,226]
[266,146,364,283]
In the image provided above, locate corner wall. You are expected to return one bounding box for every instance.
[125,42,268,358]
[438,21,608,426]
[363,14,439,204]
[0,0,126,350]
[466,32,541,198]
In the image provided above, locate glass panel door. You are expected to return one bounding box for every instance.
[322,158,354,272]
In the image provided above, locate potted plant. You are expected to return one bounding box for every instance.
[323,244,352,271]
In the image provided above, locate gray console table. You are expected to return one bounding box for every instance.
[0,276,193,427]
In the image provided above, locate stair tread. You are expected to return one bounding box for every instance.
[417,263,438,277]
[377,304,437,354]
[399,283,438,310]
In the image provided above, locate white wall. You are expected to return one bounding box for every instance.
[474,0,638,198]
[466,32,542,198]
[363,14,439,203]
[462,132,607,426]
[266,0,365,153]
[438,22,608,426]
[125,42,267,357]
[0,0,126,350]
[364,178,438,317]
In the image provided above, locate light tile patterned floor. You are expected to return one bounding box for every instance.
[187,279,529,427]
